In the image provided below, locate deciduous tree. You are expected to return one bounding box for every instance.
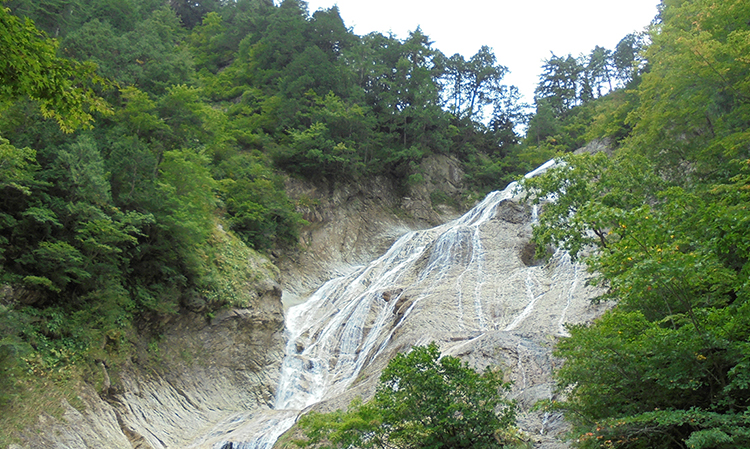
[0,1,111,132]
[297,343,519,449]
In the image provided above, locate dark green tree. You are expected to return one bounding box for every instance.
[534,53,583,117]
[584,46,613,99]
[218,152,304,250]
[626,0,750,183]
[61,5,194,95]
[4,0,85,37]
[518,12,750,448]
[611,32,646,88]
[189,11,235,73]
[169,0,222,29]
[489,85,528,151]
[524,152,750,449]
[524,100,560,147]
[441,46,508,121]
[309,6,355,61]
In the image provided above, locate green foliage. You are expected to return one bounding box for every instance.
[580,89,638,143]
[626,0,750,183]
[524,91,624,158]
[535,54,583,116]
[523,155,750,447]
[611,33,646,88]
[0,2,112,132]
[61,6,193,96]
[463,151,524,194]
[522,152,665,261]
[218,152,305,251]
[297,343,519,449]
[519,32,647,161]
[124,7,194,95]
[194,225,278,309]
[521,6,750,441]
[534,34,645,118]
[189,11,234,73]
[0,137,35,178]
[284,122,360,179]
[430,189,460,209]
[441,45,509,121]
[53,134,111,204]
[155,148,217,249]
[169,0,222,29]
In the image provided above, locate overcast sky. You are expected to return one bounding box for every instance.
[304,0,661,103]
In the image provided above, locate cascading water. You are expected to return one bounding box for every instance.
[200,159,594,449]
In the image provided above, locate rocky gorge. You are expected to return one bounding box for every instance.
[9,155,609,449]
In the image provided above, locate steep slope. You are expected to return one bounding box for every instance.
[5,156,464,449]
[8,243,286,449]
[279,154,467,307]
[203,161,609,449]
[8,157,607,449]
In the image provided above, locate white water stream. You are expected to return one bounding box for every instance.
[210,160,574,449]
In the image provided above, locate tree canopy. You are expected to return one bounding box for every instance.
[296,343,520,449]
[0,1,111,131]
[7,0,749,447]
[521,0,750,447]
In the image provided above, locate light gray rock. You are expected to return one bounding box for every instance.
[280,155,465,309]
[13,156,606,449]
[272,190,609,449]
[574,137,615,156]
[111,301,285,449]
[11,384,133,449]
[12,252,286,449]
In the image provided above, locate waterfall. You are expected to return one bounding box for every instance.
[204,159,582,449]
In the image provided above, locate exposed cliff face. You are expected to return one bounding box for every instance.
[11,155,607,449]
[7,154,466,449]
[279,154,466,307]
[271,195,608,449]
[112,303,285,449]
[9,251,286,449]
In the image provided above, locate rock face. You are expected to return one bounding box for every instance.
[11,155,607,449]
[574,137,614,156]
[402,154,466,223]
[208,163,610,449]
[280,154,465,307]
[272,194,608,448]
[10,252,286,449]
[8,154,465,449]
[112,303,285,449]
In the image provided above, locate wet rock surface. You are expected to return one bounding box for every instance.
[266,181,609,449]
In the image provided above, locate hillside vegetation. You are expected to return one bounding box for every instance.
[522,0,750,447]
[1,0,749,448]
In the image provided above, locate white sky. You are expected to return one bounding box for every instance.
[304,0,660,103]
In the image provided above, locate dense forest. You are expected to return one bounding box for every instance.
[1,0,748,447]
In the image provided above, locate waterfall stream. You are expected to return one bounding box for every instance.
[202,159,583,449]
